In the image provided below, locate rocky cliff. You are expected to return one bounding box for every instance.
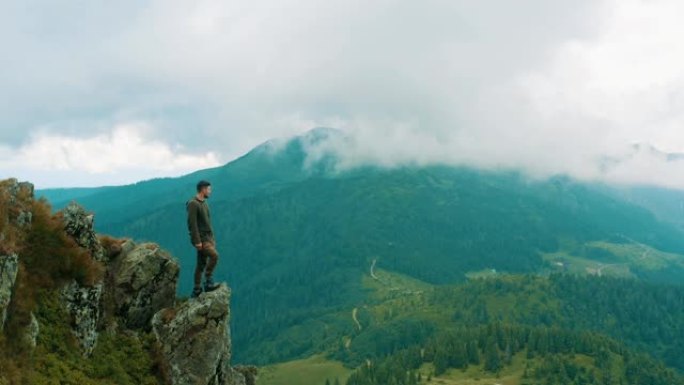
[152,285,255,385]
[0,178,32,333]
[0,179,255,385]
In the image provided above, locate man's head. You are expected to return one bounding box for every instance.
[196,180,212,199]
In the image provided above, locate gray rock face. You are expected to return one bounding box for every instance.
[152,285,252,385]
[61,280,103,355]
[0,254,19,332]
[109,240,179,329]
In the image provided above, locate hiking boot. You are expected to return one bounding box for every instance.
[204,277,220,292]
[191,287,203,298]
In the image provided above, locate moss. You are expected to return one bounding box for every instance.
[87,332,160,385]
[33,289,80,358]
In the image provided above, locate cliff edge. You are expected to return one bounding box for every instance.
[0,178,256,385]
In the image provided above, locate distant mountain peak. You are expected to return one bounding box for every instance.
[299,127,345,143]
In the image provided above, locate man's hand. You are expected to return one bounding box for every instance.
[195,243,203,250]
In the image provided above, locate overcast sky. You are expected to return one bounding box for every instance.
[2,0,684,188]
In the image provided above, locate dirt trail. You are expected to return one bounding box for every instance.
[370,259,379,280]
[352,307,362,331]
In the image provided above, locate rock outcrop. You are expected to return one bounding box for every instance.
[108,240,179,330]
[60,202,105,355]
[1,178,255,384]
[61,280,103,354]
[152,285,254,385]
[0,254,18,332]
[60,203,182,352]
[62,202,106,262]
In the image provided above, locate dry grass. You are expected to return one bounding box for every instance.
[99,234,125,260]
[159,308,177,324]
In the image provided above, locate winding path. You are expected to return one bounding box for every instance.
[370,259,379,280]
[352,308,362,331]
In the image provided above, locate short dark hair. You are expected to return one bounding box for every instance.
[196,180,211,192]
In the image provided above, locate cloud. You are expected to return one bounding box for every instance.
[0,123,220,188]
[296,0,684,189]
[2,0,684,188]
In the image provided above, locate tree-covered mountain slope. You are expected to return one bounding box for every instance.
[36,129,684,367]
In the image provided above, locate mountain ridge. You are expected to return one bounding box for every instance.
[32,129,684,368]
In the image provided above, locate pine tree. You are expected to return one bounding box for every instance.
[467,340,481,365]
[484,338,502,373]
[504,342,512,365]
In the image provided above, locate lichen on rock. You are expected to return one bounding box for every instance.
[108,240,179,330]
[61,280,103,355]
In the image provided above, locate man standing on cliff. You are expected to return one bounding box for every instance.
[187,180,221,298]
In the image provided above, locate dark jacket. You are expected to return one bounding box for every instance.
[187,197,214,245]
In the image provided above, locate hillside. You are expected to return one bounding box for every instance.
[5,177,684,385]
[256,269,684,385]
[37,129,684,366]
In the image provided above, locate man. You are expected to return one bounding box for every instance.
[187,180,221,297]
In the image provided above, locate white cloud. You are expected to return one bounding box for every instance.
[3,0,684,188]
[292,0,684,189]
[0,123,220,187]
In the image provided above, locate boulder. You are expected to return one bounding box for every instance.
[152,284,252,385]
[109,240,179,329]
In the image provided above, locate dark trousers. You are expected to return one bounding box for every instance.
[194,239,219,287]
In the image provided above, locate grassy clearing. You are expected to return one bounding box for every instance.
[258,354,352,385]
[541,240,684,278]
